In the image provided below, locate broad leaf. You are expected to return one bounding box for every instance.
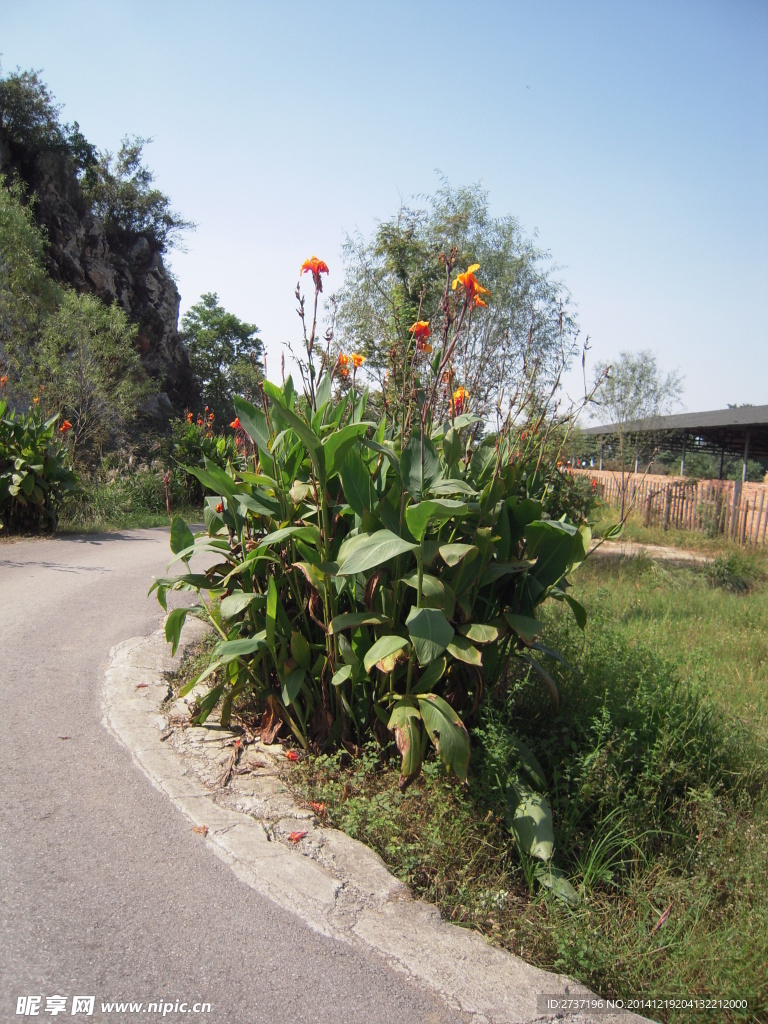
[323,422,374,478]
[339,450,377,517]
[504,613,544,642]
[506,781,554,862]
[400,430,440,500]
[363,634,409,673]
[565,593,589,630]
[400,572,445,602]
[329,611,391,633]
[336,530,418,576]
[388,701,423,789]
[213,632,268,662]
[411,656,447,694]
[446,636,482,667]
[439,543,479,567]
[459,622,499,643]
[406,607,454,666]
[220,592,263,620]
[170,516,195,561]
[233,396,271,454]
[404,498,469,541]
[417,694,470,782]
[281,668,305,706]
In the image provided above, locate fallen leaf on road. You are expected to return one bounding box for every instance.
[136,683,149,689]
[288,831,308,843]
[310,802,327,817]
[285,749,300,762]
[192,825,209,837]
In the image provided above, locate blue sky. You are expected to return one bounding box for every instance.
[3,0,767,412]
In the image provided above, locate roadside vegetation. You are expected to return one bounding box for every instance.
[286,544,768,1023]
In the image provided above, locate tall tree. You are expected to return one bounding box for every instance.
[36,291,151,464]
[334,181,580,424]
[592,349,684,512]
[180,293,262,419]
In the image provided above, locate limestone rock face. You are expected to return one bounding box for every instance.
[0,139,198,409]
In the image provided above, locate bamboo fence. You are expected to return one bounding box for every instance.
[572,469,768,547]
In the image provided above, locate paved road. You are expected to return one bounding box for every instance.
[0,529,464,1024]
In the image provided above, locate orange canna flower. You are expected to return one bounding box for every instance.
[409,321,431,340]
[337,353,350,366]
[215,501,224,513]
[186,411,194,423]
[351,353,365,368]
[208,412,215,423]
[452,263,490,307]
[59,420,73,434]
[197,417,203,427]
[337,367,349,379]
[417,339,433,353]
[300,256,330,292]
[0,375,7,387]
[230,417,242,430]
[33,397,39,405]
[452,386,469,414]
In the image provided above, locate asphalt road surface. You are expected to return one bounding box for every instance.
[0,529,465,1024]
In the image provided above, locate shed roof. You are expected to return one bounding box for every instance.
[580,405,768,460]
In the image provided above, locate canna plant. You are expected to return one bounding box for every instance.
[0,384,79,532]
[152,253,592,794]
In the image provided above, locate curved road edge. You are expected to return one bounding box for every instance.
[103,623,653,1024]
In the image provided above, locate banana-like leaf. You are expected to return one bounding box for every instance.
[170,516,195,560]
[233,396,271,455]
[220,592,264,620]
[504,613,544,642]
[323,421,375,478]
[439,543,479,567]
[336,530,418,576]
[388,701,423,790]
[407,607,454,666]
[363,634,409,673]
[459,622,499,643]
[446,636,482,667]
[417,693,470,782]
[404,498,469,541]
[506,780,554,862]
[401,430,441,499]
[329,611,391,633]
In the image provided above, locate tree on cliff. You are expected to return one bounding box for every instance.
[82,136,194,254]
[180,294,262,419]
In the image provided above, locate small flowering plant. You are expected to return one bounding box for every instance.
[154,253,591,798]
[0,383,78,532]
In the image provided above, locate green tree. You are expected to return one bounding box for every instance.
[592,349,684,513]
[180,293,262,420]
[35,291,152,464]
[0,68,66,154]
[335,181,580,423]
[0,175,61,379]
[82,136,194,253]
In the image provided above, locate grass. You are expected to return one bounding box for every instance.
[57,465,201,532]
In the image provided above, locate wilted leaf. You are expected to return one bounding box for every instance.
[288,830,308,843]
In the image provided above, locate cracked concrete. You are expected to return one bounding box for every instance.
[103,621,654,1024]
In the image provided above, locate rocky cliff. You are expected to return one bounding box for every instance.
[0,134,197,411]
